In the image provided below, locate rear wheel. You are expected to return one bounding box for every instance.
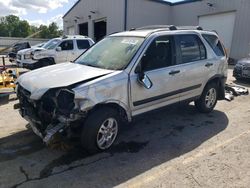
[81,107,120,153]
[195,83,218,113]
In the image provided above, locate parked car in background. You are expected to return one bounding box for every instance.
[8,42,31,62]
[16,35,95,69]
[233,57,250,80]
[16,26,227,152]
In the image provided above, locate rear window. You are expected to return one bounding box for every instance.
[77,40,90,49]
[202,34,225,57]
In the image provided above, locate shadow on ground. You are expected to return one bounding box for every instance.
[0,103,229,188]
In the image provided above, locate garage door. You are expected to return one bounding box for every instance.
[67,26,75,35]
[199,12,236,54]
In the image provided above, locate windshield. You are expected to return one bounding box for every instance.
[43,39,61,50]
[32,42,45,48]
[75,36,144,70]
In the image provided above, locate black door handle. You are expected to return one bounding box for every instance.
[169,70,180,75]
[205,63,213,67]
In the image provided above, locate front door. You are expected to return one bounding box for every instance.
[55,40,74,63]
[130,35,182,116]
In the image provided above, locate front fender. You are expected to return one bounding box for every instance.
[74,97,132,122]
[73,72,131,121]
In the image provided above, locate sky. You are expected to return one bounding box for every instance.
[0,0,78,29]
[0,0,185,29]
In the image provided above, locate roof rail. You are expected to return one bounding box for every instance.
[129,25,203,31]
[176,26,203,30]
[134,25,177,31]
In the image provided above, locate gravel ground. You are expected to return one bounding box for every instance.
[0,67,250,188]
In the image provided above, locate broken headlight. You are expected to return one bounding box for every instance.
[56,89,75,115]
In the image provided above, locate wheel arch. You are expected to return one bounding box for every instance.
[205,75,226,100]
[90,101,132,123]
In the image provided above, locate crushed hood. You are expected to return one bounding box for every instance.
[17,63,114,100]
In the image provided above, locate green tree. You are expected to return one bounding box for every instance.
[14,20,31,37]
[0,22,8,37]
[0,15,62,39]
[5,15,20,37]
[38,22,62,39]
[38,25,49,38]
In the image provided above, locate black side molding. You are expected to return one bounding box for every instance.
[133,84,201,106]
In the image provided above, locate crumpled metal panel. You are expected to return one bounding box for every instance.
[73,71,132,121]
[17,63,114,100]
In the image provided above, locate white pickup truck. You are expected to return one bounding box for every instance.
[16,35,95,69]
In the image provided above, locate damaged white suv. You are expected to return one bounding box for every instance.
[16,35,94,70]
[16,26,228,152]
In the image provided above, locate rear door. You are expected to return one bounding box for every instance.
[74,39,91,59]
[174,34,211,101]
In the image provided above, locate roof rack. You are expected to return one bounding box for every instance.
[132,25,177,31]
[176,26,203,30]
[61,35,88,39]
[130,25,203,31]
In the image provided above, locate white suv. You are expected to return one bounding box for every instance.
[16,35,94,69]
[16,26,228,152]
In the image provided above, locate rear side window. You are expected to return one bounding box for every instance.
[77,40,90,49]
[176,35,206,64]
[202,34,225,57]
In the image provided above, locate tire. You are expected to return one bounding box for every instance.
[235,77,241,81]
[195,82,218,113]
[81,107,120,153]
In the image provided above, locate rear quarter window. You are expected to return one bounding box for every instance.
[202,34,225,57]
[77,40,90,49]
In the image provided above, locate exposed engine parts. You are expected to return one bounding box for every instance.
[17,85,84,144]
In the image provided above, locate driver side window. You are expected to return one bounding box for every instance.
[59,40,74,51]
[140,36,174,72]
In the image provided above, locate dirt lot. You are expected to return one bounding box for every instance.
[0,68,250,188]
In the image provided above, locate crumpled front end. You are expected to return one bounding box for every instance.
[17,85,86,144]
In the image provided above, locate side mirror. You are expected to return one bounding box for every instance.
[56,47,62,51]
[138,72,153,89]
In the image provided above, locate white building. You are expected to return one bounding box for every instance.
[63,0,250,61]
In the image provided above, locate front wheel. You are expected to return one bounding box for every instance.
[195,83,218,113]
[81,107,120,153]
